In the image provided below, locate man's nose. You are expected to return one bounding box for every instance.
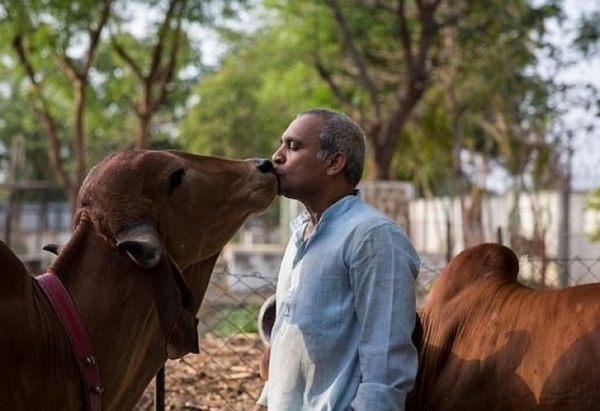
[272,148,284,164]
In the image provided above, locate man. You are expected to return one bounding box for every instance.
[253,108,420,411]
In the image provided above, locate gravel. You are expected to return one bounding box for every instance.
[135,334,266,411]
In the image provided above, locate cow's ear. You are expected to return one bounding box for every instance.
[151,256,199,359]
[116,223,162,268]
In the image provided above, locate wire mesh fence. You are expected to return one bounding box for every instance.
[134,270,277,411]
[4,182,600,409]
[134,255,600,410]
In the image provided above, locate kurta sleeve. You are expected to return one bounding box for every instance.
[256,381,269,407]
[349,223,420,411]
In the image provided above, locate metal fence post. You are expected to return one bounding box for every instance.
[155,366,165,411]
[557,137,573,288]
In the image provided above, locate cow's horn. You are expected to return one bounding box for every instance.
[42,243,61,255]
[116,223,162,268]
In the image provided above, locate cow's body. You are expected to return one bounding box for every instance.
[408,243,600,411]
[0,150,277,411]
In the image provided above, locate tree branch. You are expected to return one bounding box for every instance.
[111,39,144,81]
[323,0,381,120]
[151,0,184,113]
[12,34,71,193]
[314,59,356,114]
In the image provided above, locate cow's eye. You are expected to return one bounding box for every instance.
[169,168,185,192]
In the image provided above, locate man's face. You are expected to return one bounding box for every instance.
[272,114,328,200]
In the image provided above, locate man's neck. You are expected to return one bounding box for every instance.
[304,188,357,227]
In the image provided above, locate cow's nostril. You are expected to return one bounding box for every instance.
[256,159,274,173]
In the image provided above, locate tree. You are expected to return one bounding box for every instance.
[2,0,114,207]
[262,0,450,180]
[587,188,600,242]
[105,0,205,149]
[0,63,53,186]
[576,7,600,241]
[0,0,246,210]
[438,0,563,248]
[178,17,339,159]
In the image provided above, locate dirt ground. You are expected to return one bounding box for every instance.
[135,334,266,411]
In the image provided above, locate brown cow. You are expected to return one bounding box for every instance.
[408,242,600,411]
[0,150,277,411]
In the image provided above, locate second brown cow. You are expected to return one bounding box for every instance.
[408,242,600,411]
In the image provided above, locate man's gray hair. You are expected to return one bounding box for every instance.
[299,108,366,187]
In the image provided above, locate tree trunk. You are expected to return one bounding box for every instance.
[317,0,442,181]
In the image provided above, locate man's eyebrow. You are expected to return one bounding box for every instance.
[280,136,296,144]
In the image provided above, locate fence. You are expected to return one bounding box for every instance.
[4,243,600,410]
[133,253,600,411]
[134,270,276,411]
[4,198,600,409]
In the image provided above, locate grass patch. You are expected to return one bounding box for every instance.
[211,303,262,337]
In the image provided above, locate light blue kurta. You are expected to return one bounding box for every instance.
[258,194,420,411]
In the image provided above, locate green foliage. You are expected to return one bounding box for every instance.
[1,0,598,204]
[574,11,600,57]
[178,18,339,159]
[399,88,454,196]
[0,0,250,199]
[0,35,59,182]
[414,0,566,196]
[586,187,600,242]
[0,0,127,191]
[210,303,261,336]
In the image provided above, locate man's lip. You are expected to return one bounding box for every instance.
[272,169,282,192]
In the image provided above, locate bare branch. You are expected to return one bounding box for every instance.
[396,0,414,72]
[11,34,71,193]
[323,0,381,119]
[314,59,356,113]
[111,39,145,81]
[83,0,113,75]
[150,0,184,113]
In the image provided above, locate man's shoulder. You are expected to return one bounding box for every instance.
[337,203,407,242]
[350,198,399,226]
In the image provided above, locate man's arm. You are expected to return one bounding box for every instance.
[250,346,270,410]
[350,224,420,410]
[260,345,270,380]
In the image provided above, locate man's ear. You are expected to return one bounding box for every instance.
[325,152,346,176]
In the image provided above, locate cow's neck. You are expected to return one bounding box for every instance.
[48,222,168,411]
[182,252,220,311]
[0,239,30,299]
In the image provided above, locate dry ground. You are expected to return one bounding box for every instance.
[135,334,265,411]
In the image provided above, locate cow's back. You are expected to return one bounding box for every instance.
[409,243,600,411]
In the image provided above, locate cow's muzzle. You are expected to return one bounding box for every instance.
[256,158,275,173]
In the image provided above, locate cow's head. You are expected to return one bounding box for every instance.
[73,150,278,358]
[76,150,277,268]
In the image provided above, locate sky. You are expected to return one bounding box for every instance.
[554,0,600,191]
[484,0,600,192]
